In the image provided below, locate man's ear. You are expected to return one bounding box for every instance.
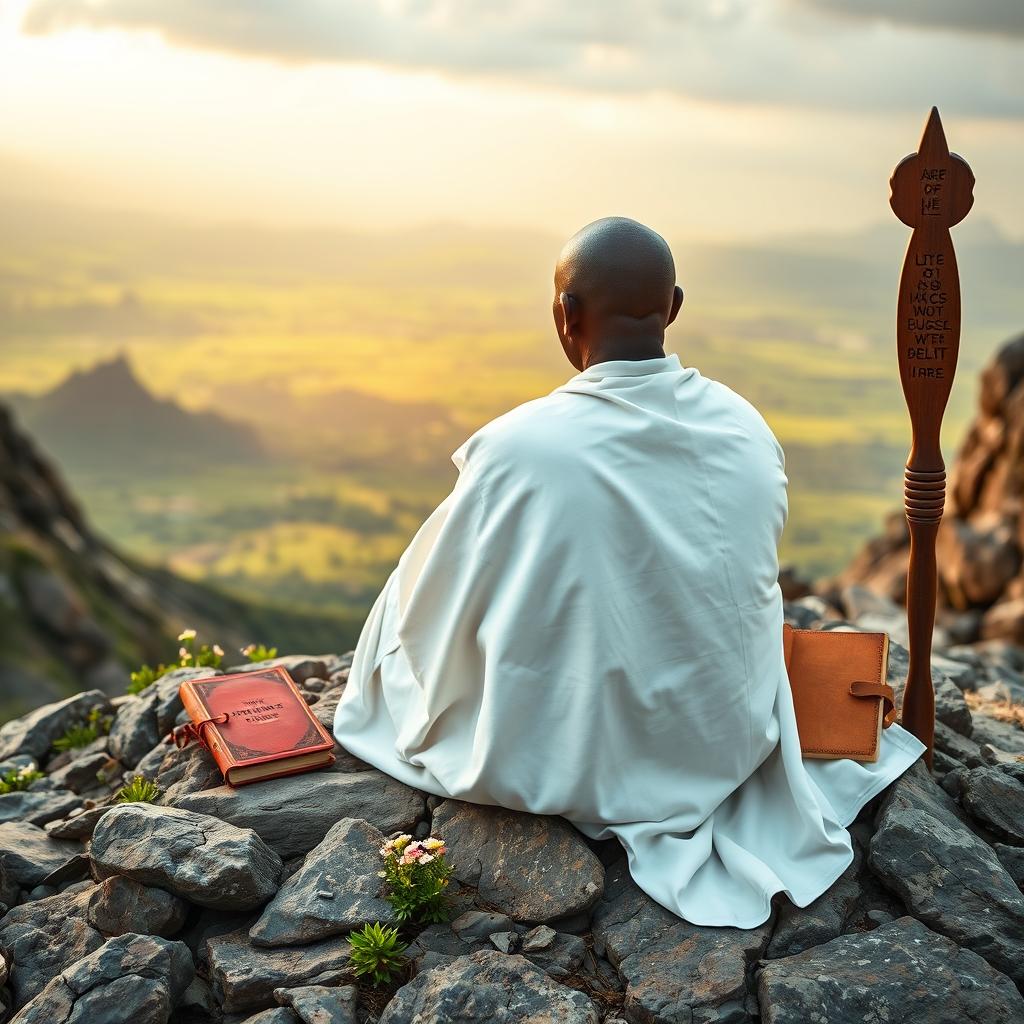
[666,285,684,327]
[557,292,584,371]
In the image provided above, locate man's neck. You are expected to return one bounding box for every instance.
[583,339,666,368]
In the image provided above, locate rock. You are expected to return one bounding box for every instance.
[90,803,283,910]
[958,764,1024,842]
[107,697,160,769]
[152,740,224,802]
[378,950,599,1024]
[451,910,514,943]
[206,927,355,1014]
[237,1009,298,1024]
[993,842,1024,889]
[47,750,114,793]
[0,885,103,1009]
[0,690,111,762]
[489,930,518,953]
[274,984,359,1024]
[0,788,80,826]
[593,858,771,1023]
[44,803,114,840]
[11,932,195,1024]
[225,656,328,686]
[884,639,974,736]
[408,921,584,982]
[432,800,604,923]
[249,818,396,946]
[173,768,425,858]
[756,915,1024,1023]
[931,651,982,691]
[981,596,1024,644]
[764,838,863,959]
[521,925,557,952]
[0,820,82,889]
[933,720,985,767]
[968,712,1024,753]
[868,760,1024,986]
[86,875,189,937]
[38,850,91,888]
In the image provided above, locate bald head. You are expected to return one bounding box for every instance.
[552,217,683,371]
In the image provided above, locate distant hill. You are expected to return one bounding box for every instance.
[0,399,358,724]
[5,354,266,474]
[207,378,464,469]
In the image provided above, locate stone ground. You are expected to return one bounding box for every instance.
[1,593,1023,1024]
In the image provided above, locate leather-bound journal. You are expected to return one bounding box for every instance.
[170,666,336,785]
[783,624,898,762]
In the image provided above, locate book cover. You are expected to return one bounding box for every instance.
[783,625,895,763]
[177,665,336,786]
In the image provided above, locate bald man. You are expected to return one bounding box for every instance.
[333,217,926,928]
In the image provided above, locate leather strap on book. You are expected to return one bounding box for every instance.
[849,680,898,728]
[166,712,230,751]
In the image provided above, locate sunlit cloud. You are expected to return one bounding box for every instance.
[20,0,1024,117]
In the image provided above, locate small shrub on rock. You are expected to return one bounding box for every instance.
[128,663,169,695]
[347,921,408,987]
[0,764,44,793]
[115,777,161,803]
[53,706,112,751]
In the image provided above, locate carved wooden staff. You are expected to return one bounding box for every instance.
[889,107,974,771]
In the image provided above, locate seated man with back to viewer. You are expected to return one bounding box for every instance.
[333,216,926,928]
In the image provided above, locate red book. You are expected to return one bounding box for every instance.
[174,666,336,786]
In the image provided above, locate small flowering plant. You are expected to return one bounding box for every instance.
[378,834,453,924]
[178,629,224,669]
[240,643,278,662]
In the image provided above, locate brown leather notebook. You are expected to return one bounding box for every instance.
[783,624,898,762]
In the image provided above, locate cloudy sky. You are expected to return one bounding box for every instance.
[1,0,1021,240]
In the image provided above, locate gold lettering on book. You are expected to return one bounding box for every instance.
[227,697,287,724]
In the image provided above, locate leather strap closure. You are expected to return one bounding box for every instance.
[166,712,229,750]
[849,680,898,728]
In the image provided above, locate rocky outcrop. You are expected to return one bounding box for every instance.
[0,631,1019,1022]
[0,401,354,723]
[831,333,1024,647]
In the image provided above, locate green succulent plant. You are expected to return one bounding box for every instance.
[346,922,408,988]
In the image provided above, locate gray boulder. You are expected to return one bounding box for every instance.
[173,768,425,858]
[379,949,599,1024]
[250,817,397,947]
[86,875,189,938]
[205,927,355,1014]
[273,984,358,1024]
[958,764,1024,842]
[107,697,160,769]
[757,915,1024,1023]
[0,884,103,1009]
[764,836,864,959]
[0,690,111,761]
[44,804,114,841]
[90,803,283,910]
[10,932,194,1024]
[868,761,1024,986]
[0,788,80,826]
[0,820,82,889]
[432,800,604,923]
[592,859,771,1023]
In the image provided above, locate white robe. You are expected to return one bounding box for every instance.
[333,352,926,928]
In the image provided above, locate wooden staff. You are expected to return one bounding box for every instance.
[889,107,974,770]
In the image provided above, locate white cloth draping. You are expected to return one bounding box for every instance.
[333,352,926,928]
